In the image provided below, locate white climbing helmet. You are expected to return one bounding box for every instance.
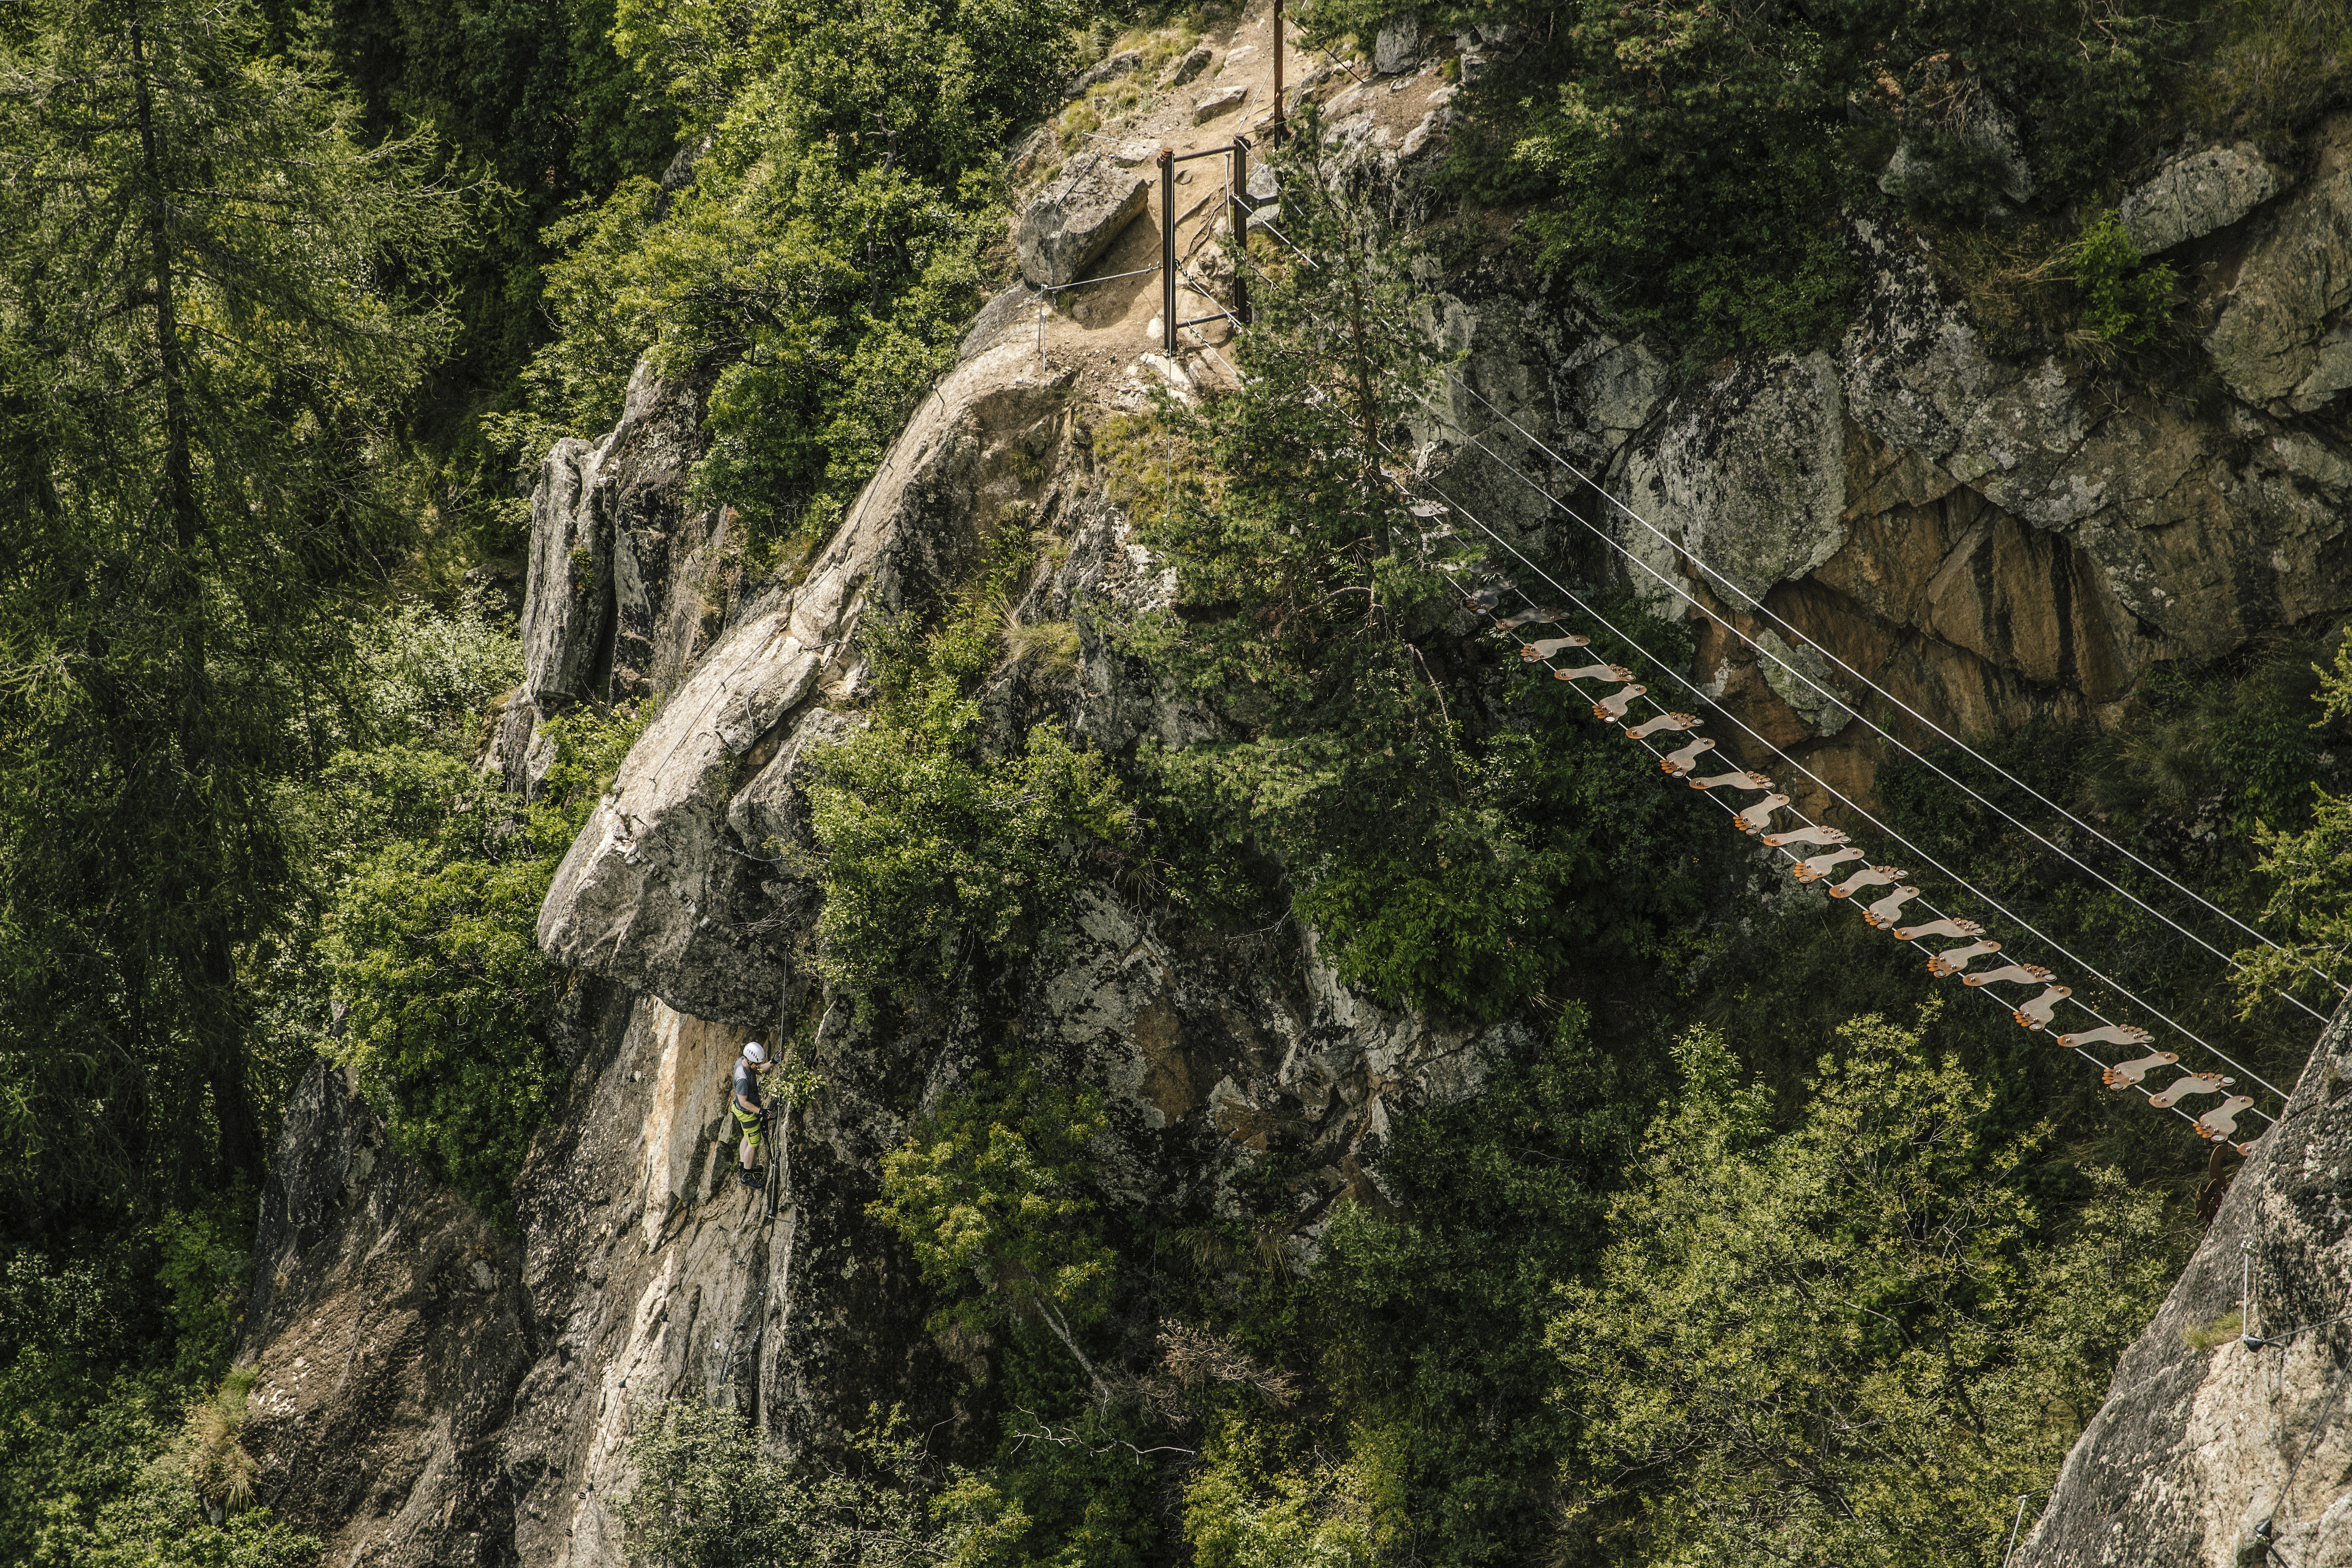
[743,1042,766,1065]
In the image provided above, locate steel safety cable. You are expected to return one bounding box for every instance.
[1357,406,2292,1104]
[1476,556,2220,1134]
[1431,365,2343,1001]
[1385,449,2255,1133]
[1229,232,2335,1004]
[1406,381,2341,1026]
[1376,437,2289,1120]
[1213,246,2295,1111]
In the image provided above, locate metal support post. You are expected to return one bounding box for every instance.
[1272,0,1286,144]
[1160,147,1177,355]
[1230,136,1251,325]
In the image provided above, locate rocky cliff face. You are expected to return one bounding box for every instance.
[2013,1000,2352,1568]
[1425,117,2352,810]
[235,15,2352,1561]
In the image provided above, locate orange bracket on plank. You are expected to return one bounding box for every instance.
[1960,963,2055,989]
[1925,939,2001,977]
[1592,684,1645,721]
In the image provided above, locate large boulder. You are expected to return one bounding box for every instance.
[1015,150,1151,289]
[2121,141,2289,254]
[1192,82,1249,123]
[1373,14,1421,74]
[1063,48,1139,98]
[490,363,720,793]
[1160,42,1212,88]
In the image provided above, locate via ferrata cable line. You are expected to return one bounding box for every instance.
[1392,371,2339,1031]
[1176,225,2294,1143]
[1432,362,2349,1005]
[1365,429,2276,1138]
[1227,235,2338,1024]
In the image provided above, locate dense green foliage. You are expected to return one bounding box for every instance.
[1,1199,318,1567]
[874,1071,1119,1400]
[309,0,681,552]
[1108,147,1731,1021]
[8,0,2351,1563]
[2231,638,2352,1010]
[796,534,1132,1011]
[1551,1018,2178,1566]
[0,0,466,1235]
[621,1401,1020,1568]
[323,702,644,1221]
[1292,0,2329,358]
[496,0,1081,554]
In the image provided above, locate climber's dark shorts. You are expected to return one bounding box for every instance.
[733,1103,765,1150]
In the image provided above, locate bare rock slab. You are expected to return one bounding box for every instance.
[2122,142,2288,254]
[1160,42,1212,87]
[1374,14,1421,73]
[1064,48,1139,97]
[1016,149,1150,289]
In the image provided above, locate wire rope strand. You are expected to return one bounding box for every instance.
[1432,366,2344,1001]
[1384,439,2288,1115]
[1234,227,2334,1008]
[1220,242,2292,1118]
[1477,551,2218,1132]
[1396,376,2339,1026]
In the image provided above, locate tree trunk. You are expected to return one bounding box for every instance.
[1037,1297,1115,1408]
[128,0,254,1183]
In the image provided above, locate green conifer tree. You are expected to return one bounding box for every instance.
[0,0,466,1227]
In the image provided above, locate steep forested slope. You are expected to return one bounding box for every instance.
[5,0,2352,1565]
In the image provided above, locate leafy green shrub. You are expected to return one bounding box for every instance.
[797,535,1131,1010]
[1183,1415,1390,1568]
[2067,210,2177,346]
[0,1243,316,1568]
[1305,1006,1630,1568]
[1547,1015,2180,1567]
[154,1191,251,1390]
[1344,0,2196,356]
[349,601,527,753]
[1502,1,1856,357]
[619,1400,1017,1568]
[323,704,647,1223]
[872,1071,1117,1402]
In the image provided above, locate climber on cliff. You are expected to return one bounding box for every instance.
[732,1041,770,1191]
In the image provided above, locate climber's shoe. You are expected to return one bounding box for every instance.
[738,1167,761,1191]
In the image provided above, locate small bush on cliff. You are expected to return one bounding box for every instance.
[2229,636,2352,1013]
[620,1400,1021,1568]
[1299,0,2196,358]
[2067,211,2178,347]
[873,1071,1118,1403]
[795,532,1132,1012]
[323,703,647,1224]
